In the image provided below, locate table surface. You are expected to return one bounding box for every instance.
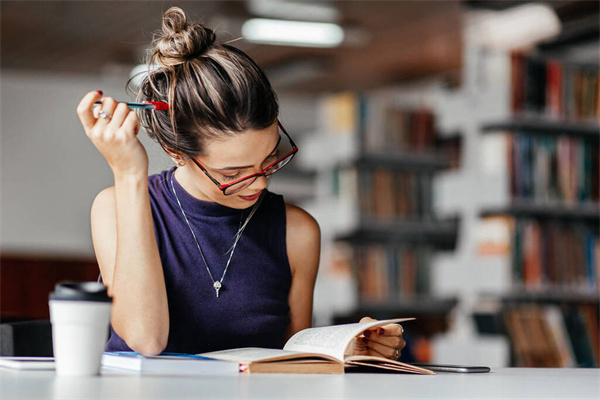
[1,367,599,399]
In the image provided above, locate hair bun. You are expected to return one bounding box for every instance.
[154,7,216,67]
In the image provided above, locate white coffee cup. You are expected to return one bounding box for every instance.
[49,282,112,376]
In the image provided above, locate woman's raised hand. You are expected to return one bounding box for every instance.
[353,316,406,361]
[77,91,148,178]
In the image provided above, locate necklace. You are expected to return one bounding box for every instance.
[169,173,264,298]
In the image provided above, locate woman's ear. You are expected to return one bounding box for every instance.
[165,150,187,167]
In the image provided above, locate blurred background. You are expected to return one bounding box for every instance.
[1,0,599,368]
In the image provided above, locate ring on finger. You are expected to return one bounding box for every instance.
[99,110,112,120]
[392,348,400,361]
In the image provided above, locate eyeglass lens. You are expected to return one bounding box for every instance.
[222,153,295,195]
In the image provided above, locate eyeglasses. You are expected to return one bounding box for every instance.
[190,121,298,195]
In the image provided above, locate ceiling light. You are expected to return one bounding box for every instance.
[467,3,561,50]
[247,0,339,23]
[242,18,344,48]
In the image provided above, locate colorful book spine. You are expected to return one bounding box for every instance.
[503,305,598,368]
[511,52,600,120]
[353,245,432,301]
[508,134,599,204]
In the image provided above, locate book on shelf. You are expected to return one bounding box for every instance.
[505,134,599,205]
[101,352,239,374]
[503,304,598,368]
[335,167,434,221]
[199,318,434,374]
[351,244,432,301]
[511,52,600,120]
[367,107,436,152]
[478,216,599,290]
[322,91,362,137]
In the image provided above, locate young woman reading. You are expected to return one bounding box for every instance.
[76,7,405,360]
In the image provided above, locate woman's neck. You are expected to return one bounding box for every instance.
[173,166,215,203]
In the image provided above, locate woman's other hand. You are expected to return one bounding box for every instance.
[77,91,148,178]
[353,316,406,360]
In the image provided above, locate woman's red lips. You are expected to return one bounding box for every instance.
[239,191,262,201]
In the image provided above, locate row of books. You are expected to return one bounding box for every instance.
[333,168,434,220]
[350,245,432,301]
[364,108,437,153]
[482,217,600,290]
[507,134,599,203]
[511,52,600,120]
[321,91,443,154]
[503,304,599,368]
[513,220,599,290]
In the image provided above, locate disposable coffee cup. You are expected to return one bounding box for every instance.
[49,282,112,376]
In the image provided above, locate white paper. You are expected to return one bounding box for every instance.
[283,318,413,361]
[200,347,313,363]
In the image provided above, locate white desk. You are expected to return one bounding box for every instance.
[1,368,599,399]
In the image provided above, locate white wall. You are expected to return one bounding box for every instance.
[0,70,173,257]
[0,69,318,258]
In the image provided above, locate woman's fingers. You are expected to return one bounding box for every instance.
[110,102,130,123]
[363,337,400,359]
[120,108,141,136]
[365,344,388,358]
[365,333,406,351]
[94,97,117,130]
[361,322,406,360]
[76,90,103,131]
[377,323,404,337]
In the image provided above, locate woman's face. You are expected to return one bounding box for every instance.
[179,122,281,209]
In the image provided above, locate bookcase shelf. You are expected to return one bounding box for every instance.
[355,151,453,171]
[481,201,600,223]
[481,289,600,305]
[358,296,459,316]
[337,218,459,250]
[334,297,458,338]
[473,50,600,368]
[308,91,461,356]
[482,117,600,139]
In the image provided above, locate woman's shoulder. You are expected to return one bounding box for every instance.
[284,203,320,242]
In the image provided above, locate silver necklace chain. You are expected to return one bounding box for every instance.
[169,173,264,298]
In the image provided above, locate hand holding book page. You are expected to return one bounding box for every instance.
[199,318,434,374]
[283,318,412,361]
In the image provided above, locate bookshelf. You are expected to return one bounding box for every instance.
[482,117,600,138]
[300,90,461,362]
[481,201,600,222]
[474,51,600,368]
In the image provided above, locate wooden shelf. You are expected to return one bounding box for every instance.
[358,297,459,316]
[337,218,459,250]
[481,201,600,223]
[356,151,452,171]
[482,289,600,305]
[481,116,600,139]
[334,297,459,337]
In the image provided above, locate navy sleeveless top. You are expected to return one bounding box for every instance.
[105,167,292,353]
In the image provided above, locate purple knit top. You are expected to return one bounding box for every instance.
[105,167,292,353]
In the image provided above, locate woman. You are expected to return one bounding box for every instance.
[77,7,405,359]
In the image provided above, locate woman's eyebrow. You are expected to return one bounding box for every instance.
[214,136,282,172]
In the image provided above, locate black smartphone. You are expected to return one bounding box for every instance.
[411,363,491,373]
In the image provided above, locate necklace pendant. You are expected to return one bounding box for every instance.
[213,281,222,298]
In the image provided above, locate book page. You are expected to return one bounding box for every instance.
[283,318,413,361]
[199,347,336,363]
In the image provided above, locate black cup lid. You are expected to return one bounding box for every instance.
[49,282,112,302]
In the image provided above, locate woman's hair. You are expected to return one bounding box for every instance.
[131,7,279,157]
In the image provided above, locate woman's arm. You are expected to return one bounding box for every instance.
[78,91,169,355]
[284,204,320,340]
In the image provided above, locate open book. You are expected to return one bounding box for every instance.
[199,318,434,374]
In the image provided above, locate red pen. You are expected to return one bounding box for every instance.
[93,101,169,110]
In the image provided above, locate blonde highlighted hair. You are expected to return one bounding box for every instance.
[130,7,279,156]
